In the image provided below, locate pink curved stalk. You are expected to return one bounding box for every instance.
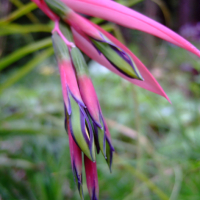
[31,0,58,21]
[72,28,170,102]
[64,10,102,40]
[61,0,200,57]
[52,20,75,48]
[84,155,99,200]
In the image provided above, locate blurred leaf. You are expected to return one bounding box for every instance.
[115,155,169,200]
[9,0,39,23]
[0,37,52,70]
[0,127,63,136]
[0,23,52,36]
[0,2,37,25]
[0,47,54,94]
[118,0,144,7]
[0,156,38,170]
[151,0,171,26]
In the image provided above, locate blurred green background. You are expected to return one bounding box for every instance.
[0,0,200,200]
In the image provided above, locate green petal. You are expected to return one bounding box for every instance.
[52,32,70,61]
[70,47,89,76]
[91,38,143,80]
[98,118,106,158]
[70,96,96,161]
[106,139,114,173]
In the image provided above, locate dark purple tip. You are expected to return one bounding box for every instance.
[63,103,68,133]
[92,188,99,200]
[93,122,100,154]
[72,162,84,199]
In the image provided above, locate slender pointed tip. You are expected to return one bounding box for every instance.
[84,155,99,200]
[187,42,200,58]
[158,89,171,103]
[109,164,112,173]
[92,190,99,200]
[91,155,96,162]
[137,76,144,81]
[163,93,171,104]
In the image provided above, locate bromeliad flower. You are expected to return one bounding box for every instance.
[30,0,200,199]
[52,31,96,162]
[70,46,115,170]
[45,0,144,80]
[51,22,115,199]
[62,0,200,57]
[71,47,106,156]
[42,0,200,101]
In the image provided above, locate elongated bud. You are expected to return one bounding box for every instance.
[90,36,143,80]
[84,155,99,200]
[52,32,84,113]
[70,47,107,157]
[52,33,71,113]
[52,32,70,61]
[70,48,101,126]
[52,30,95,161]
[69,95,96,161]
[67,119,84,200]
[58,24,107,158]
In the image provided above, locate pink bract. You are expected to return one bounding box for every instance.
[61,0,200,58]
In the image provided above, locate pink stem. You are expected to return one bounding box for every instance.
[52,20,75,48]
[31,0,58,21]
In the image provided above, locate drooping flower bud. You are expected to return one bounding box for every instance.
[52,32,96,161]
[66,118,84,199]
[90,35,143,80]
[84,155,99,200]
[69,94,96,161]
[70,47,107,156]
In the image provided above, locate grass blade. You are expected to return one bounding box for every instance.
[0,23,52,36]
[0,37,52,70]
[0,47,54,94]
[0,2,37,25]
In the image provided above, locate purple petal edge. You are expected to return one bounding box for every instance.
[68,86,86,108]
[106,136,115,172]
[66,86,72,115]
[99,112,107,156]
[92,187,98,200]
[63,103,68,133]
[80,105,95,161]
[91,36,143,79]
[72,161,84,197]
[93,122,100,154]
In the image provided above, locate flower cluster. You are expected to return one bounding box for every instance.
[52,23,114,200]
[31,0,200,199]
